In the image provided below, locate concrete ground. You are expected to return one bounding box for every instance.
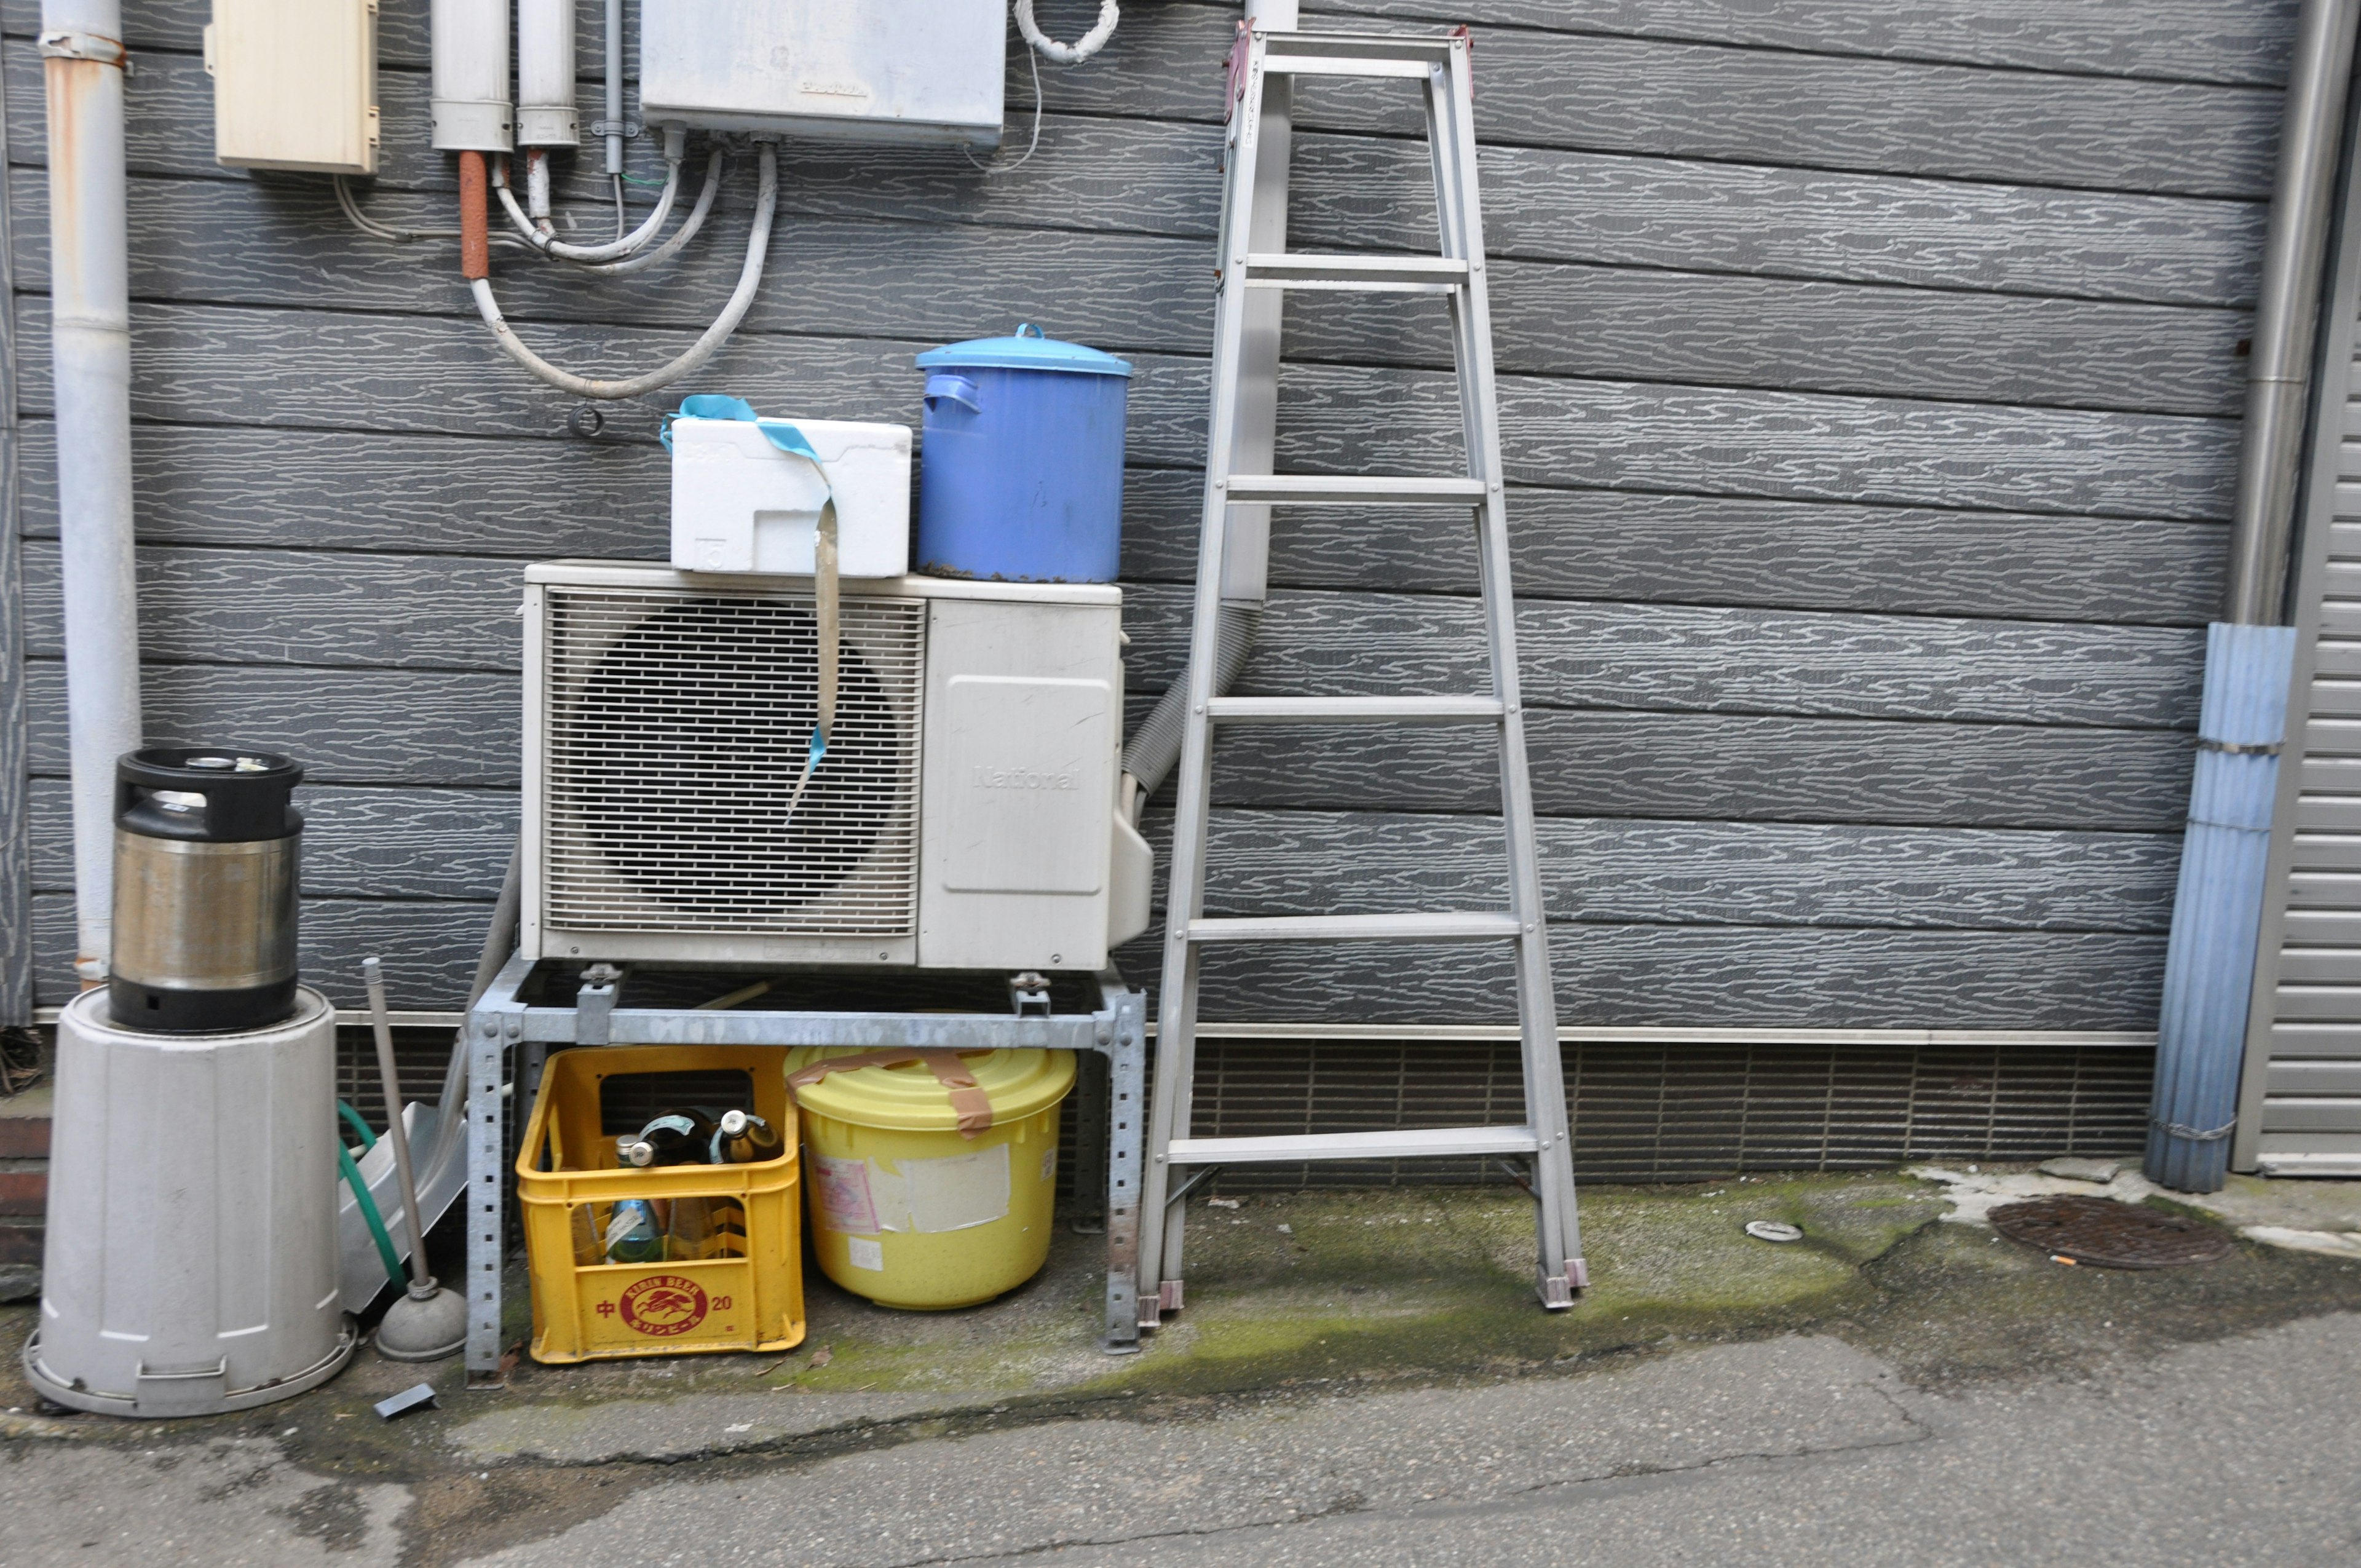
[2,1165,2357,1566]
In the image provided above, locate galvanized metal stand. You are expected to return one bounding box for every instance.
[462,956,1149,1385]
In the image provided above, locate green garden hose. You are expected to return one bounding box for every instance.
[336,1099,406,1289]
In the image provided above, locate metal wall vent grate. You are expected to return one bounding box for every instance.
[541,587,925,936]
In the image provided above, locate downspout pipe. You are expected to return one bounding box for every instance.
[39,1,140,985]
[2148,0,2360,1192]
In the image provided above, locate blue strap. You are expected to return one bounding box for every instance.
[661,395,833,483]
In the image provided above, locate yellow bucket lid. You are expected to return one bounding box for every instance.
[783,1045,1075,1133]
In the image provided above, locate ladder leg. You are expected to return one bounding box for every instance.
[1432,38,1584,1303]
[1137,39,1276,1323]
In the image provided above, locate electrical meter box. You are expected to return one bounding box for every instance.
[204,0,380,175]
[640,1,1006,146]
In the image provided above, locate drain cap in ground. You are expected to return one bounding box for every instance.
[1744,1221,1802,1243]
[1988,1195,2231,1269]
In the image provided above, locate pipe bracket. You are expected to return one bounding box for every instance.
[38,30,126,68]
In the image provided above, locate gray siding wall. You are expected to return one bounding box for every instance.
[0,0,2292,1020]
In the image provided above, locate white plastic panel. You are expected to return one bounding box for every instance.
[639,0,1006,145]
[205,0,379,175]
[919,597,1123,970]
[939,676,1114,895]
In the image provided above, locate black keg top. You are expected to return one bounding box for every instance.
[116,747,303,842]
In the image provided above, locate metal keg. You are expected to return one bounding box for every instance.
[110,747,303,1032]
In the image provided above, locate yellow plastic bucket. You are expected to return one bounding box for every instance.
[785,1046,1074,1310]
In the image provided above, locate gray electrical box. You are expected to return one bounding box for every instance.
[639,0,1006,146]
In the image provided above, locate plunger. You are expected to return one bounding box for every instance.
[363,956,467,1361]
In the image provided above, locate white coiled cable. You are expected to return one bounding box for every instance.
[1015,0,1118,64]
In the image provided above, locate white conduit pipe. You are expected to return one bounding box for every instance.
[39,1,140,983]
[515,0,577,149]
[471,145,779,400]
[496,146,684,262]
[578,151,725,276]
[429,0,511,152]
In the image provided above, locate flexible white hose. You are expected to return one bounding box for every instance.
[1016,0,1118,63]
[497,154,681,261]
[470,146,778,401]
[577,151,724,276]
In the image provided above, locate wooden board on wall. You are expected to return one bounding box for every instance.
[0,0,2271,1018]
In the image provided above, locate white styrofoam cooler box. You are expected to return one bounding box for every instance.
[671,416,911,576]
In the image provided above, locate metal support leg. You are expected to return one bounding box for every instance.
[1101,986,1146,1352]
[465,956,532,1386]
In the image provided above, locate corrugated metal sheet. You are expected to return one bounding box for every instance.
[2238,110,2361,1177]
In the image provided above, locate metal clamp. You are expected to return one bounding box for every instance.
[575,962,624,1045]
[589,118,642,141]
[39,29,127,66]
[1009,970,1051,1016]
[2197,738,2282,756]
[2150,1115,2236,1142]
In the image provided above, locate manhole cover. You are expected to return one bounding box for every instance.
[1988,1195,2232,1269]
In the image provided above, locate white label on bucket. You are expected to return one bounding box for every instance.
[845,1236,885,1272]
[1041,1144,1056,1185]
[812,1153,880,1235]
[903,1143,1012,1234]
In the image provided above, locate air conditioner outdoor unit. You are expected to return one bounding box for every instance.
[521,561,1150,972]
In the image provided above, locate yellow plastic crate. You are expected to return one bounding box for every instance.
[515,1045,805,1363]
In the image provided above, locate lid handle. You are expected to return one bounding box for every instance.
[1014,323,1043,338]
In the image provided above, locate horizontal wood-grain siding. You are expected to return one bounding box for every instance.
[3,301,2242,520]
[5,0,2292,89]
[2,46,2271,306]
[2,0,2263,1026]
[1111,927,2170,1029]
[1140,809,2181,933]
[6,171,2256,416]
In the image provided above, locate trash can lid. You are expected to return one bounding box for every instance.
[784,1046,1077,1132]
[916,323,1131,378]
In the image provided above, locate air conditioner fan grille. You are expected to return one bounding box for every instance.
[542,588,924,935]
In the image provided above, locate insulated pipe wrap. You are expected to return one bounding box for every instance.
[2147,622,2300,1192]
[1121,602,1261,801]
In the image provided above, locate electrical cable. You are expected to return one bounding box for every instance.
[577,150,724,276]
[968,42,1045,175]
[496,150,682,263]
[469,145,780,400]
[334,176,528,250]
[1016,0,1119,63]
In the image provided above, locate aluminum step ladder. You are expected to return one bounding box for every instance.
[1136,26,1586,1325]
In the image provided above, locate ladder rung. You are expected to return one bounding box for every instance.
[1184,912,1524,943]
[1224,474,1487,506]
[1169,1127,1541,1165]
[1241,253,1469,292]
[1261,34,1456,76]
[1206,695,1504,725]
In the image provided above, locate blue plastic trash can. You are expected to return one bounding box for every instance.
[914,324,1131,583]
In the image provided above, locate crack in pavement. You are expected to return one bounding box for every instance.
[871,1422,1940,1568]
